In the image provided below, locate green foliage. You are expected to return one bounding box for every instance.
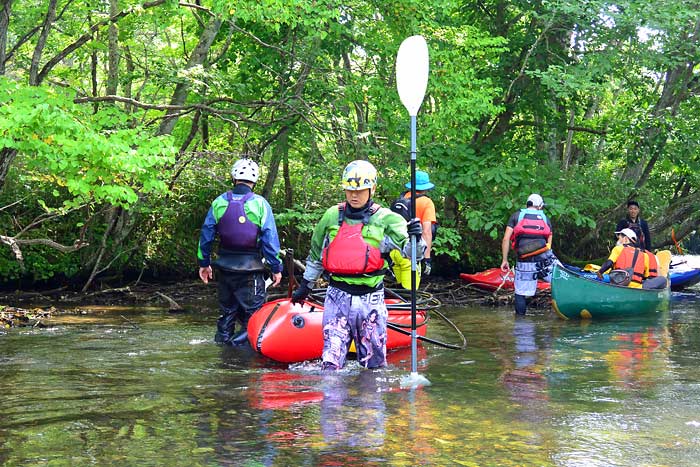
[431,226,462,262]
[0,76,178,283]
[2,0,699,283]
[0,248,21,281]
[0,78,176,210]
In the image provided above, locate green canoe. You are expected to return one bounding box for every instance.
[551,262,670,320]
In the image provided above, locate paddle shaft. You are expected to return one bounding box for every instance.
[409,115,418,374]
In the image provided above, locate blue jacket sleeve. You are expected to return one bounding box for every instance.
[197,206,218,267]
[258,198,283,274]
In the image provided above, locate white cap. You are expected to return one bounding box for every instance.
[615,228,637,241]
[527,193,544,207]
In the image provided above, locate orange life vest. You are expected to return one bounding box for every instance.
[615,246,646,286]
[646,251,658,278]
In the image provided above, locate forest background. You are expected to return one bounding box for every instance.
[1,0,699,291]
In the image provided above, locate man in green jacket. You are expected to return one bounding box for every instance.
[291,160,423,369]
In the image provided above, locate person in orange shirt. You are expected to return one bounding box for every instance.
[403,170,438,275]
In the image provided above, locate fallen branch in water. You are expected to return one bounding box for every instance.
[155,292,183,311]
[120,314,140,329]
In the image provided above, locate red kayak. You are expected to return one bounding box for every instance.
[459,267,551,292]
[247,297,429,363]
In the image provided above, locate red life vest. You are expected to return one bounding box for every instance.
[322,203,385,276]
[646,251,658,278]
[615,246,646,286]
[511,208,551,253]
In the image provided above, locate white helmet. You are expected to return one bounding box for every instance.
[231,159,259,183]
[341,160,377,191]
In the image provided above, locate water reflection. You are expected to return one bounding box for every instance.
[549,314,672,394]
[320,371,386,449]
[546,313,697,467]
[249,371,324,411]
[494,315,553,435]
[501,317,550,408]
[604,324,670,390]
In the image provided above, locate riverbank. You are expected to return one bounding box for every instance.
[0,276,551,328]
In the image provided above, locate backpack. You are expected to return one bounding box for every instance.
[390,192,425,221]
[390,192,439,239]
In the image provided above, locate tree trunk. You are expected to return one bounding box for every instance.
[443,195,458,225]
[562,108,576,169]
[647,191,700,249]
[0,0,12,75]
[0,0,18,189]
[261,126,288,200]
[260,35,316,201]
[123,45,134,114]
[29,0,57,85]
[36,0,166,85]
[283,151,292,209]
[91,45,98,113]
[106,0,119,96]
[572,20,700,257]
[621,19,700,187]
[0,146,17,190]
[201,113,209,148]
[156,16,222,136]
[82,207,121,292]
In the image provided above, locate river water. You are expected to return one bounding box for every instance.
[2,290,700,466]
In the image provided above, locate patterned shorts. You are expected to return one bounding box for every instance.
[514,250,556,297]
[322,286,388,369]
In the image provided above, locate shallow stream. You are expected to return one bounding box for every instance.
[2,291,700,466]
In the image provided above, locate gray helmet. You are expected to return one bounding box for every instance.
[231,159,259,183]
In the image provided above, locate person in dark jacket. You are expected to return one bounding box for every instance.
[615,200,651,251]
[197,158,282,346]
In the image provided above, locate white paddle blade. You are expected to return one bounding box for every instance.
[396,35,429,116]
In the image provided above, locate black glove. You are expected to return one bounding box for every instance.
[291,280,312,304]
[423,258,432,276]
[407,218,422,238]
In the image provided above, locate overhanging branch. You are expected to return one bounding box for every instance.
[0,235,89,271]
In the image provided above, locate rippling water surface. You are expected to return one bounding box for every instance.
[2,289,700,466]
